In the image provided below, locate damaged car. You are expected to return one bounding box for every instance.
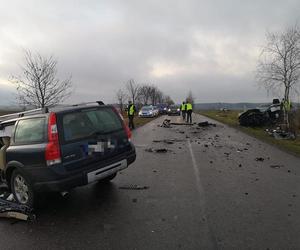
[239,99,281,127]
[0,102,136,207]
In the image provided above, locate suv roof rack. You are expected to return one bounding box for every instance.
[71,101,105,106]
[0,107,49,123]
[0,101,105,123]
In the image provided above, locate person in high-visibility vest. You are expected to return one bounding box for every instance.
[181,101,186,120]
[127,101,136,130]
[283,99,291,112]
[186,100,193,123]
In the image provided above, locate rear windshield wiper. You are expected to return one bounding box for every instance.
[87,130,104,137]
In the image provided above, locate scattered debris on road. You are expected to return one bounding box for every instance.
[119,185,149,190]
[145,148,169,153]
[153,139,174,144]
[270,165,284,169]
[255,157,265,162]
[160,119,171,128]
[0,183,34,221]
[0,198,34,221]
[266,128,296,140]
[198,121,216,127]
[152,139,184,144]
[170,122,193,126]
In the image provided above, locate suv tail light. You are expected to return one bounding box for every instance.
[112,107,131,141]
[45,112,61,166]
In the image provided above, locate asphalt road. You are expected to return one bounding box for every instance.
[0,114,299,250]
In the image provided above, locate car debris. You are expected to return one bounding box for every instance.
[161,119,171,128]
[198,121,216,127]
[152,139,184,144]
[145,148,169,153]
[270,165,284,169]
[266,128,296,140]
[0,198,34,221]
[161,119,197,127]
[255,157,264,162]
[153,139,174,144]
[170,122,193,126]
[119,185,149,190]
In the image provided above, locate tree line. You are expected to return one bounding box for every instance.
[116,79,174,111]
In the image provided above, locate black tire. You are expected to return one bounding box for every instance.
[99,173,117,183]
[10,169,35,207]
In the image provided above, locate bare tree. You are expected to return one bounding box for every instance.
[138,84,152,105]
[116,88,127,112]
[125,79,140,104]
[257,25,300,101]
[186,90,195,104]
[164,95,174,105]
[156,89,164,104]
[149,86,163,105]
[10,50,72,108]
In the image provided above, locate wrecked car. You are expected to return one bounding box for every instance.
[0,102,136,207]
[239,99,281,127]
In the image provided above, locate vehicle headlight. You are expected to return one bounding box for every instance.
[149,111,153,114]
[139,111,142,115]
[168,109,171,112]
[177,109,180,111]
[164,107,167,110]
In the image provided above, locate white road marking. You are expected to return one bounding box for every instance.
[187,139,218,249]
[187,139,205,197]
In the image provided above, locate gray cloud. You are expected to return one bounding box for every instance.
[0,0,299,105]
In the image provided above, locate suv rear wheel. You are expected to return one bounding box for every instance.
[11,170,35,207]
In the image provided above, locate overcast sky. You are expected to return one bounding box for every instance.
[0,0,299,105]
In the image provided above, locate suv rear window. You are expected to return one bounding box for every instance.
[62,108,123,141]
[14,118,46,144]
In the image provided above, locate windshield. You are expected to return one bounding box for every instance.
[62,107,123,141]
[141,106,153,111]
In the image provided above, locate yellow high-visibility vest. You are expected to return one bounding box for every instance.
[284,100,291,112]
[181,104,186,111]
[186,103,193,111]
[129,105,135,115]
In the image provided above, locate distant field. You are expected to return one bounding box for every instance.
[199,110,300,157]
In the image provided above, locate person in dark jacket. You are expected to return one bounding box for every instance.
[127,101,136,130]
[186,100,193,124]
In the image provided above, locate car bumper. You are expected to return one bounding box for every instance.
[31,150,136,192]
[167,111,181,115]
[139,114,154,117]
